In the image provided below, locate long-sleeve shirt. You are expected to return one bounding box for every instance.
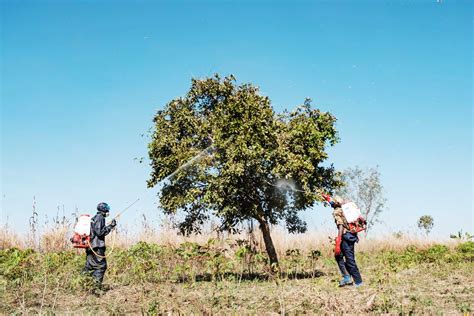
[89,213,113,248]
[332,207,350,234]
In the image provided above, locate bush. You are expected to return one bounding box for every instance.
[396,245,423,268]
[128,241,167,259]
[456,241,474,261]
[456,241,474,254]
[110,242,172,284]
[422,244,449,262]
[0,248,38,284]
[380,244,453,271]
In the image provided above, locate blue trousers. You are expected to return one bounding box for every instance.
[335,232,362,284]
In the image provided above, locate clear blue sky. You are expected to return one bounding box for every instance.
[1,0,472,237]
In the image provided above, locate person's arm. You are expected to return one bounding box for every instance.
[92,216,115,238]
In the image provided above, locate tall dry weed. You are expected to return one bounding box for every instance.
[2,210,460,253]
[0,223,23,249]
[39,205,72,252]
[40,226,71,252]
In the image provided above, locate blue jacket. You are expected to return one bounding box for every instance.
[89,213,113,248]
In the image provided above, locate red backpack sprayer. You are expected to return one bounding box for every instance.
[70,199,140,250]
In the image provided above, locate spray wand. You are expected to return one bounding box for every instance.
[110,198,140,223]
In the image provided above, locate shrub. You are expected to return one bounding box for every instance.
[456,241,474,261]
[176,241,204,259]
[456,241,474,254]
[422,244,449,263]
[0,248,38,284]
[128,241,167,259]
[110,242,172,284]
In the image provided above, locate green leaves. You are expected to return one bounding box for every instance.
[147,75,341,237]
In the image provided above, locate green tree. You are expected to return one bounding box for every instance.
[337,166,386,235]
[147,75,341,266]
[417,215,434,236]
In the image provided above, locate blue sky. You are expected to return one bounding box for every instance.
[1,0,472,237]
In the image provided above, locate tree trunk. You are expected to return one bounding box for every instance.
[258,218,279,267]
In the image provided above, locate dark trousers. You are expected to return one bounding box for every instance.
[84,247,107,284]
[335,232,362,284]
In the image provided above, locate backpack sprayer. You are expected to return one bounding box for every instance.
[322,193,367,233]
[70,199,140,249]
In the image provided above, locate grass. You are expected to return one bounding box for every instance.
[1,228,473,314]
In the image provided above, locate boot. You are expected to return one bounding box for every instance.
[339,275,353,287]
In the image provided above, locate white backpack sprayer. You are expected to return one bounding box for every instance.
[70,199,140,249]
[322,194,367,233]
[71,214,92,248]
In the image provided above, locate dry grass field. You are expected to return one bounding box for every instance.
[0,222,473,314]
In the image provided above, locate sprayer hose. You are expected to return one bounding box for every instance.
[86,229,117,259]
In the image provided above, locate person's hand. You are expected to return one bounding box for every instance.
[110,219,117,228]
[322,193,331,202]
[334,236,342,256]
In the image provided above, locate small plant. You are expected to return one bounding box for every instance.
[308,249,321,275]
[457,302,471,313]
[69,272,97,293]
[235,243,257,276]
[417,215,434,236]
[285,248,301,257]
[284,248,303,277]
[147,300,160,314]
[308,250,321,259]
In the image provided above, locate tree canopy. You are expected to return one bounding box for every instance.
[417,215,434,236]
[147,75,341,265]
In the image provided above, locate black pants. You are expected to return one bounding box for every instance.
[335,232,362,284]
[84,247,107,284]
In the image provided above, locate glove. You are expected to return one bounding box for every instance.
[322,193,332,203]
[110,219,117,228]
[334,236,342,256]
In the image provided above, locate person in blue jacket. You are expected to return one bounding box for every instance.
[84,202,116,287]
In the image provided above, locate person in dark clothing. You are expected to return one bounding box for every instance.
[84,202,116,287]
[323,195,363,287]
